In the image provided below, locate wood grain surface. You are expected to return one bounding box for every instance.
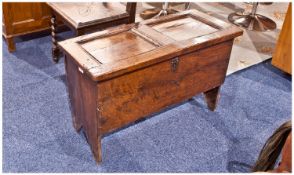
[65,54,101,163]
[151,16,218,41]
[48,2,137,62]
[81,31,157,64]
[2,2,53,52]
[59,10,243,82]
[61,9,243,163]
[47,2,128,28]
[97,40,233,134]
[272,4,292,74]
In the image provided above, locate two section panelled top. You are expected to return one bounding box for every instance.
[59,10,243,82]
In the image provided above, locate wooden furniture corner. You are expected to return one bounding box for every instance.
[47,2,137,63]
[2,2,53,52]
[272,3,292,74]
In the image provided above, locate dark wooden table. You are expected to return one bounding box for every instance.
[59,10,243,164]
[47,2,136,62]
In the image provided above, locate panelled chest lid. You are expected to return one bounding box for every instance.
[59,10,243,82]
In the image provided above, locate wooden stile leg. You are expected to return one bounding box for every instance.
[72,114,82,132]
[51,15,60,63]
[82,130,102,164]
[65,55,102,163]
[64,55,83,132]
[85,131,102,164]
[6,37,16,52]
[93,136,102,164]
[203,86,221,111]
[83,129,102,164]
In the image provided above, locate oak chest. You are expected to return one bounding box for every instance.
[59,10,243,163]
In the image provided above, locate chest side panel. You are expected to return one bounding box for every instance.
[97,40,233,134]
[65,54,84,130]
[65,55,100,157]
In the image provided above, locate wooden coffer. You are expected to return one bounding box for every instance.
[59,10,243,163]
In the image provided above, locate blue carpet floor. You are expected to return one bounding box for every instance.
[2,31,292,172]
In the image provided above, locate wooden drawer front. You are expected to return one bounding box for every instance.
[97,40,233,134]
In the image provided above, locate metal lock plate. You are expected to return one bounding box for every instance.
[171,57,179,72]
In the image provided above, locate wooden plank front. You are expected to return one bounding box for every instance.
[97,40,233,134]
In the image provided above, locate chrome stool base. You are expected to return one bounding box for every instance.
[154,8,175,18]
[228,13,277,31]
[228,2,277,32]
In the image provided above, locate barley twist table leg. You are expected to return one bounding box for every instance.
[51,15,60,63]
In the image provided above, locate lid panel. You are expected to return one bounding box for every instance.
[80,31,158,64]
[150,16,218,41]
[58,10,243,82]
